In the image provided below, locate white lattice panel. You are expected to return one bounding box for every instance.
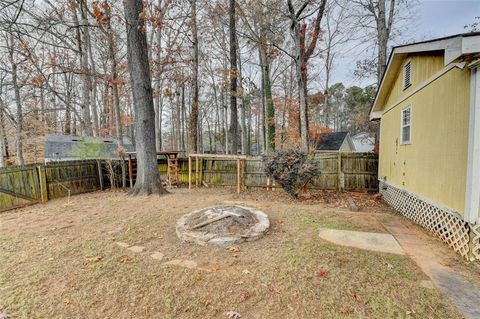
[380,181,473,259]
[472,224,480,261]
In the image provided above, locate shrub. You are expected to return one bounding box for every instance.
[263,149,319,197]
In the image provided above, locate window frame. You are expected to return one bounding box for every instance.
[401,105,412,145]
[403,59,412,90]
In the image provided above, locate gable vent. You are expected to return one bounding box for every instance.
[404,60,412,89]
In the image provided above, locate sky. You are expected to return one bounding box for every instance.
[334,0,480,86]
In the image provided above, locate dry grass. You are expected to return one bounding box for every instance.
[0,188,469,319]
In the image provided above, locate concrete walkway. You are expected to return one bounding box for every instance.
[318,228,404,255]
[383,220,480,319]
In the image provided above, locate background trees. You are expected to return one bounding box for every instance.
[0,0,418,167]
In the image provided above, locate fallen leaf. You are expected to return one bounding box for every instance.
[350,292,362,302]
[85,255,103,262]
[228,246,240,253]
[316,270,328,278]
[119,255,132,264]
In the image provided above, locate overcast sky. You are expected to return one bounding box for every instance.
[333,0,480,86]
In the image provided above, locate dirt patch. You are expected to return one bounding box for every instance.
[0,188,467,319]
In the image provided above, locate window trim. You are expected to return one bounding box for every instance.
[401,105,412,145]
[403,59,412,90]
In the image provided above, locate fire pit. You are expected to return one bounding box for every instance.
[176,206,270,247]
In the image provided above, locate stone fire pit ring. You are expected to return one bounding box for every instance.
[176,205,270,248]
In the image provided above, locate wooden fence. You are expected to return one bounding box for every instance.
[168,153,378,190]
[0,160,105,212]
[0,153,378,212]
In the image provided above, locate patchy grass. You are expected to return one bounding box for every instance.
[0,188,464,318]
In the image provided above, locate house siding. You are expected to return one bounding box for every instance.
[379,55,471,215]
[384,55,445,106]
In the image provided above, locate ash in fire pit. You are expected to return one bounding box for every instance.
[176,206,270,247]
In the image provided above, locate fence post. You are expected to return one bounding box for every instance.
[97,160,104,191]
[337,153,343,191]
[37,165,48,203]
[242,159,246,190]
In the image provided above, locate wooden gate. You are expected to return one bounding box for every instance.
[0,165,42,211]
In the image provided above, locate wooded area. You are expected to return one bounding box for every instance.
[0,0,416,168]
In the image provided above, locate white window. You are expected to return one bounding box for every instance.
[401,106,411,144]
[404,60,412,89]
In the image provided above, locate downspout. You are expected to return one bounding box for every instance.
[464,60,480,224]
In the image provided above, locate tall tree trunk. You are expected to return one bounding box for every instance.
[106,12,123,148]
[87,23,99,136]
[245,95,251,155]
[64,73,72,134]
[229,0,239,154]
[287,0,327,151]
[236,35,246,154]
[181,83,186,152]
[260,47,275,153]
[77,1,93,135]
[8,34,24,166]
[0,108,5,168]
[258,48,266,153]
[377,0,389,84]
[189,0,199,153]
[154,0,163,151]
[124,0,167,195]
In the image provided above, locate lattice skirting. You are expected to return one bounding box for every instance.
[380,181,478,260]
[472,224,480,260]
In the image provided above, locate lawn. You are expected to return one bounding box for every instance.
[0,188,468,318]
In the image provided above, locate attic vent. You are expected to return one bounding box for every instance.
[403,60,412,89]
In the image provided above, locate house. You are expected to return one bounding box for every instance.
[370,32,480,260]
[44,134,134,162]
[351,132,375,153]
[314,131,355,152]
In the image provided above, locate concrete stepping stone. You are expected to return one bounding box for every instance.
[115,242,130,248]
[127,245,145,253]
[318,228,404,255]
[150,252,165,261]
[163,259,211,272]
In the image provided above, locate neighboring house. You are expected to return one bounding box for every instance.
[45,134,134,162]
[370,32,480,259]
[314,131,354,152]
[351,132,375,153]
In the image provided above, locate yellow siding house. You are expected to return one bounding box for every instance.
[370,33,480,260]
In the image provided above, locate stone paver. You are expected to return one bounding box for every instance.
[383,220,480,319]
[115,242,130,248]
[150,252,165,261]
[318,228,404,255]
[163,259,211,272]
[127,245,145,253]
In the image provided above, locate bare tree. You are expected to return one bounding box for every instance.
[229,0,239,153]
[286,0,327,151]
[124,0,167,195]
[189,0,199,152]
